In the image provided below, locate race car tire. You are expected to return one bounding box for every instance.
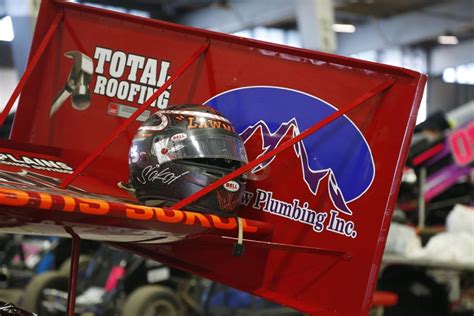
[122,285,182,316]
[20,271,68,314]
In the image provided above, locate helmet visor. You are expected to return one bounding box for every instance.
[153,134,248,165]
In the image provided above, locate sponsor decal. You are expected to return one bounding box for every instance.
[0,153,74,174]
[153,138,184,164]
[107,102,151,121]
[158,110,233,131]
[160,110,230,123]
[0,187,259,233]
[206,86,376,239]
[171,133,187,142]
[187,116,234,131]
[93,47,173,109]
[108,102,118,115]
[223,181,240,192]
[162,145,185,154]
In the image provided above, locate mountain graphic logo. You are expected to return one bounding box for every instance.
[205,86,375,214]
[240,118,353,215]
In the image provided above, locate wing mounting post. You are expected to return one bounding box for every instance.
[64,226,81,316]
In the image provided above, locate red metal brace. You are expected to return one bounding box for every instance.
[64,226,81,316]
[0,11,64,127]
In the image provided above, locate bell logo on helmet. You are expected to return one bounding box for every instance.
[223,181,240,192]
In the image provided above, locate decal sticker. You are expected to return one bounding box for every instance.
[93,47,173,109]
[50,51,94,117]
[0,153,74,174]
[206,86,376,239]
[108,102,151,122]
[160,110,230,123]
[0,187,259,233]
[171,133,187,142]
[223,181,240,192]
[166,145,185,154]
[154,138,171,164]
[187,116,234,131]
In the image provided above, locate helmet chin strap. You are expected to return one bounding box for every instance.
[232,216,245,256]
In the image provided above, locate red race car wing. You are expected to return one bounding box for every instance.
[0,0,427,314]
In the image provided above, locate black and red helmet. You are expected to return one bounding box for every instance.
[128,104,248,216]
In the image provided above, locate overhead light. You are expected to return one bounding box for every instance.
[332,23,356,33]
[438,34,458,45]
[442,68,456,83]
[0,16,15,42]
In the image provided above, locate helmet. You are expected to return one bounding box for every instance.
[128,104,248,216]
